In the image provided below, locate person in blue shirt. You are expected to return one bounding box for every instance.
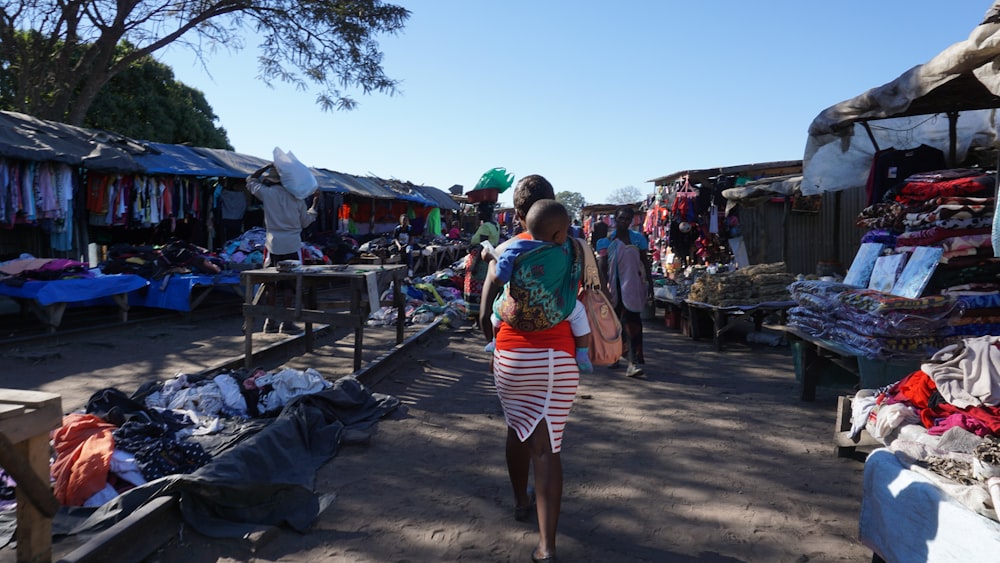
[596,206,650,377]
[568,218,584,239]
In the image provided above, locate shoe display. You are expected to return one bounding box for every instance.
[626,363,644,377]
[279,321,304,334]
[262,319,278,333]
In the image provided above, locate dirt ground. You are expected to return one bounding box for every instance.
[0,309,874,563]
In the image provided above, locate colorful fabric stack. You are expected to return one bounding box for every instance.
[855,167,999,339]
[942,290,1000,337]
[787,280,959,360]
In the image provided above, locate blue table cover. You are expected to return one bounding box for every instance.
[133,271,242,311]
[0,274,149,306]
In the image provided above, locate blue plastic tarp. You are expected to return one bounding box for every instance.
[135,142,234,177]
[0,274,149,306]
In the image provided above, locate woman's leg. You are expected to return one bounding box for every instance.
[622,309,644,364]
[525,422,561,559]
[506,426,532,511]
[621,309,644,376]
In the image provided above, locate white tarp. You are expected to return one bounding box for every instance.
[802,3,1000,196]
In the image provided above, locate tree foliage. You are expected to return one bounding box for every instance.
[82,45,232,148]
[607,185,644,205]
[0,0,410,125]
[555,190,586,220]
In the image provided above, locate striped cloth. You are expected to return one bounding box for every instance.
[493,348,579,453]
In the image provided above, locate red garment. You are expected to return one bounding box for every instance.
[50,413,117,506]
[896,174,994,203]
[886,370,937,408]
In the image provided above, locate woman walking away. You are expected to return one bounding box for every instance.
[480,174,584,563]
[600,205,650,377]
[464,202,500,323]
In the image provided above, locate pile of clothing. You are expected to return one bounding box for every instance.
[850,335,1000,493]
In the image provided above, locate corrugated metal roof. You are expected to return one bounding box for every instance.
[648,160,803,187]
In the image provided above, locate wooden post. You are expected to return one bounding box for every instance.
[0,389,63,563]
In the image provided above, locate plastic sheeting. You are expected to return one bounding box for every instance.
[802,3,1000,196]
[861,448,1000,562]
[50,376,400,541]
[0,274,148,306]
[0,111,146,173]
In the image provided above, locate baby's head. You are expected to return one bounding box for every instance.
[525,199,571,244]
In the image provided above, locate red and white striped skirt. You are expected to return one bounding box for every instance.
[493,348,579,453]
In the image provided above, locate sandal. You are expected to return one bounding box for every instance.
[531,551,556,562]
[514,491,536,522]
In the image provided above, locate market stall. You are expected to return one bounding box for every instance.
[0,257,148,331]
[800,3,1000,559]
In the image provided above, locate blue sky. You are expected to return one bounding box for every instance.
[159,1,994,206]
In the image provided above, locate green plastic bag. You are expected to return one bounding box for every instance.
[472,167,515,193]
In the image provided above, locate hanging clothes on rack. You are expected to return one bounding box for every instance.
[669,177,699,265]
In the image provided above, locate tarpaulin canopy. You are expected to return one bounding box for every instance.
[802,2,1000,195]
[0,111,145,173]
[410,183,460,211]
[135,142,234,177]
[0,110,458,208]
[189,147,270,178]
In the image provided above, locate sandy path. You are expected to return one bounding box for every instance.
[1,314,872,562]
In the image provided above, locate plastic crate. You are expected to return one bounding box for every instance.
[857,357,921,389]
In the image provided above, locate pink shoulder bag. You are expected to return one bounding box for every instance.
[574,238,622,367]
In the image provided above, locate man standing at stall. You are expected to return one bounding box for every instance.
[246,164,318,334]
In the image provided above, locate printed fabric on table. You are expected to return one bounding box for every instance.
[837,289,956,316]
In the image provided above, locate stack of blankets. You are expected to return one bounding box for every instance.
[787,280,959,360]
[856,168,998,338]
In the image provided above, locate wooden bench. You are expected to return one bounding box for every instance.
[833,394,881,458]
[0,389,63,562]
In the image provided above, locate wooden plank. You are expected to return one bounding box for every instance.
[15,434,53,562]
[834,395,881,457]
[0,403,25,420]
[0,389,61,408]
[0,433,59,517]
[0,402,63,444]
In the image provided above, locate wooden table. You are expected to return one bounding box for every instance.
[783,325,861,401]
[0,274,148,332]
[0,389,62,563]
[783,326,923,402]
[241,265,406,371]
[685,300,794,352]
